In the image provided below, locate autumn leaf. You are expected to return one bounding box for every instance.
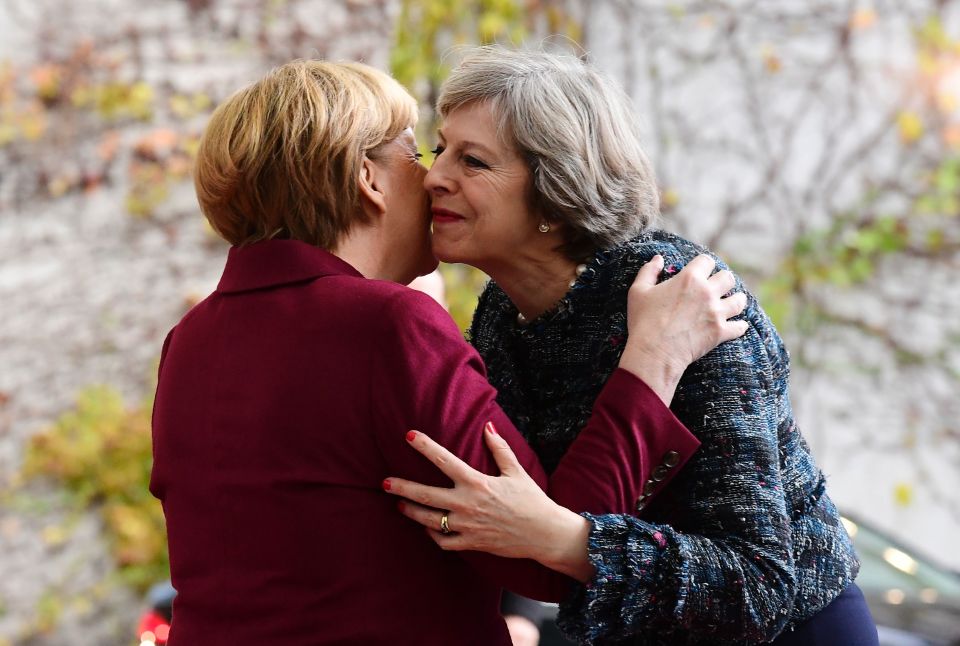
[760,45,782,74]
[0,122,15,147]
[97,131,121,161]
[662,188,680,209]
[30,64,63,101]
[893,482,914,507]
[849,8,877,31]
[897,111,924,144]
[41,524,69,547]
[943,124,960,148]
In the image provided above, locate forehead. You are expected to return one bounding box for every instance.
[441,101,518,153]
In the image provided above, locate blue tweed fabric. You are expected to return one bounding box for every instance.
[469,230,859,645]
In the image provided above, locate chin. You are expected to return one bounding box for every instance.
[431,242,467,265]
[420,255,440,275]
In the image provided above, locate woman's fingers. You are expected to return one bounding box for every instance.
[629,254,664,293]
[397,498,445,529]
[719,319,750,343]
[397,499,479,552]
[708,268,737,296]
[383,476,456,511]
[683,253,717,278]
[425,528,472,551]
[720,291,748,320]
[482,422,523,477]
[403,430,474,482]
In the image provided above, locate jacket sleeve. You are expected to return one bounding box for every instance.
[556,301,798,644]
[370,289,699,603]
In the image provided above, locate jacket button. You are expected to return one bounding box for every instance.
[652,465,669,481]
[642,480,656,496]
[663,450,681,467]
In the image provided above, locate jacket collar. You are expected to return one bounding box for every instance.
[217,239,364,294]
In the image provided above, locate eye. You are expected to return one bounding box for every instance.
[430,145,445,156]
[414,152,423,160]
[464,155,488,169]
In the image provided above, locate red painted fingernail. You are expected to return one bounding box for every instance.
[382,479,391,491]
[406,430,417,442]
[485,421,498,436]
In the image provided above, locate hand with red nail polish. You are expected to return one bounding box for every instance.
[383,420,591,581]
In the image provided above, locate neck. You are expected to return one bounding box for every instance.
[332,222,395,283]
[483,252,579,322]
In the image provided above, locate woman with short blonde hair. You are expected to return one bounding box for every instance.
[194,60,417,249]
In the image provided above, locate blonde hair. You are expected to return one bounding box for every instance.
[194,60,418,248]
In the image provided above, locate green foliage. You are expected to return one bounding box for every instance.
[33,591,62,634]
[391,0,580,134]
[125,130,200,218]
[760,214,910,331]
[391,0,526,91]
[916,156,960,216]
[21,385,168,592]
[761,147,960,334]
[439,263,491,331]
[71,80,154,122]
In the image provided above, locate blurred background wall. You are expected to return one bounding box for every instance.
[0,0,957,644]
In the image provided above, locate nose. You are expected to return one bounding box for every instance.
[423,155,453,195]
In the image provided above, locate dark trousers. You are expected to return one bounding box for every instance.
[771,584,879,646]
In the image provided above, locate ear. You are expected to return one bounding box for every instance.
[358,156,388,219]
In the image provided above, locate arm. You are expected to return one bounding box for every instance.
[377,257,746,600]
[372,289,657,601]
[547,255,747,517]
[557,311,797,644]
[391,313,798,641]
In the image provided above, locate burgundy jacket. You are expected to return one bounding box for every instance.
[150,240,698,645]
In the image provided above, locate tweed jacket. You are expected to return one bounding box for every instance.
[469,230,859,646]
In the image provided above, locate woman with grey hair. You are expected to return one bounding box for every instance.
[384,46,878,645]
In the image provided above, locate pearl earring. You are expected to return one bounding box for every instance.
[538,221,551,233]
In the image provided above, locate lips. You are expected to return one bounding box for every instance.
[431,208,464,223]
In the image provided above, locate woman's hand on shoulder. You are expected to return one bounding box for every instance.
[618,254,748,404]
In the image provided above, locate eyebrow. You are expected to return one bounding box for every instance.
[436,130,498,158]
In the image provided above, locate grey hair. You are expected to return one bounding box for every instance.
[437,45,659,259]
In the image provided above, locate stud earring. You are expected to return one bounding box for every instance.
[538,221,551,233]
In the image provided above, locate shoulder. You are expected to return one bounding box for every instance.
[623,231,788,369]
[575,231,725,309]
[468,280,510,347]
[284,275,457,334]
[610,230,727,273]
[371,280,460,333]
[362,281,478,366]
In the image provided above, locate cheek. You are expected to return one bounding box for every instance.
[430,227,471,262]
[476,204,531,247]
